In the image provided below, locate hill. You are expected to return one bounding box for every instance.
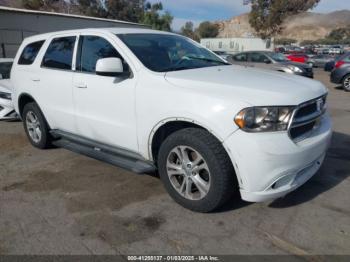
[216,10,350,41]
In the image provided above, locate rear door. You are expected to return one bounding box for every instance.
[72,33,138,151]
[36,34,78,133]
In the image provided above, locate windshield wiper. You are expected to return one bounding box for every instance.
[159,66,196,72]
[185,55,230,65]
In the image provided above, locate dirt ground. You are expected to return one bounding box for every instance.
[0,69,349,255]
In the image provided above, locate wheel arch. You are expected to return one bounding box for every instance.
[18,93,37,118]
[148,117,225,163]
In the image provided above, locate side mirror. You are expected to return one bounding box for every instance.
[264,59,271,64]
[96,57,124,77]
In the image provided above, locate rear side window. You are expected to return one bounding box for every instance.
[250,52,268,63]
[18,40,45,65]
[42,36,76,70]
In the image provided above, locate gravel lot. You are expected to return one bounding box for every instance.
[0,69,349,256]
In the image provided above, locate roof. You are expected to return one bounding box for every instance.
[0,6,147,27]
[21,27,176,42]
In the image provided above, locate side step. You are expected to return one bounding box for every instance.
[52,136,156,174]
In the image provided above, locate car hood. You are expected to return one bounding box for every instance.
[0,79,13,93]
[165,65,327,106]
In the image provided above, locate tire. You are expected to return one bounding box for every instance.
[22,102,52,149]
[157,128,236,212]
[343,74,350,92]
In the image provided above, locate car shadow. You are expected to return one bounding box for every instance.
[334,85,344,90]
[268,131,350,208]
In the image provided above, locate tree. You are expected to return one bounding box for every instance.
[328,27,350,41]
[181,21,199,41]
[105,0,144,23]
[274,38,297,45]
[249,0,320,39]
[195,21,219,39]
[22,0,71,12]
[141,2,173,31]
[77,0,106,17]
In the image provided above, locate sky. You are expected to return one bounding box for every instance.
[149,0,350,31]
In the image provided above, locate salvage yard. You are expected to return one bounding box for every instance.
[0,69,349,255]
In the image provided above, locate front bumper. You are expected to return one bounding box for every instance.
[296,70,314,78]
[223,113,332,202]
[0,98,18,120]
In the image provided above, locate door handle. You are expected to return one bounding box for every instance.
[31,77,40,82]
[74,82,87,89]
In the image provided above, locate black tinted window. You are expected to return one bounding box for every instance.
[233,53,247,62]
[42,36,76,70]
[18,40,45,65]
[250,53,268,63]
[77,36,123,73]
[0,62,13,79]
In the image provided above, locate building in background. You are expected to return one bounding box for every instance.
[201,37,274,54]
[0,6,147,58]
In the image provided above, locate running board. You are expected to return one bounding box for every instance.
[51,132,156,174]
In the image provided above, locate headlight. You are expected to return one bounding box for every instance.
[288,65,303,73]
[234,106,295,132]
[0,91,11,100]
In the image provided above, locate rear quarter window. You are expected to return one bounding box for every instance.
[18,40,45,65]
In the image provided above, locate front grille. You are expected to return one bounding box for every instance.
[289,95,327,141]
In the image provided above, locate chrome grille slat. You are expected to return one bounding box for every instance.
[288,95,327,142]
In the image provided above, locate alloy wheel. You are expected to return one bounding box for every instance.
[26,111,42,143]
[166,146,211,200]
[344,76,350,90]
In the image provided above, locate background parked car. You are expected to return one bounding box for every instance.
[286,54,310,65]
[229,51,313,78]
[213,51,232,61]
[308,54,334,68]
[0,58,18,120]
[330,64,350,91]
[334,52,350,69]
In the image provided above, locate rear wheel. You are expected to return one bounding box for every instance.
[157,128,236,212]
[343,74,350,92]
[23,102,52,149]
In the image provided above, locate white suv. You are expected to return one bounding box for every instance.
[11,28,332,212]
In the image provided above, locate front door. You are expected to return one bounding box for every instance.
[72,34,138,152]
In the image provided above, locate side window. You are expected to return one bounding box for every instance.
[343,55,350,62]
[250,52,268,63]
[233,53,247,62]
[42,36,76,70]
[18,40,45,65]
[76,35,125,73]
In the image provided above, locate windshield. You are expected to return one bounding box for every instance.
[268,52,288,62]
[117,34,229,72]
[0,62,13,79]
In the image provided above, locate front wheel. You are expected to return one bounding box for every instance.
[157,128,236,212]
[343,74,350,92]
[23,102,52,149]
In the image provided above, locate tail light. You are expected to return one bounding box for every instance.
[335,60,345,69]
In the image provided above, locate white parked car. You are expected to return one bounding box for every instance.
[0,58,18,120]
[11,28,332,212]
